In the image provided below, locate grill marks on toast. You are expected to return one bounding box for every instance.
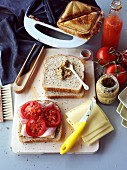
[57,1,104,38]
[58,1,99,23]
[59,12,99,34]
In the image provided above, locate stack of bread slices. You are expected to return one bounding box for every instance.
[43,54,86,98]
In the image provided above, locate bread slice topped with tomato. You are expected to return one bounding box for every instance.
[18,100,62,143]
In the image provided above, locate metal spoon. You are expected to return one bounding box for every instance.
[65,62,89,90]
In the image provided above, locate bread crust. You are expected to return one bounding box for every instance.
[18,100,63,143]
[42,54,85,93]
[18,123,62,143]
[45,88,85,99]
[58,12,99,34]
[44,86,83,93]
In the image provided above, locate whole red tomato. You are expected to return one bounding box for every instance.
[97,47,119,66]
[105,64,127,86]
[121,50,127,68]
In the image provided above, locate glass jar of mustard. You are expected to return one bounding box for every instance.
[96,74,119,104]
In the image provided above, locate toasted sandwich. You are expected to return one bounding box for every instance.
[57,1,104,39]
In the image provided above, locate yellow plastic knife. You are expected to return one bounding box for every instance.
[60,97,95,155]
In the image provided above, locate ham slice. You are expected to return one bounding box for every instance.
[21,124,56,138]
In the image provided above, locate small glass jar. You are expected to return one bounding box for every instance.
[80,49,93,61]
[96,74,119,104]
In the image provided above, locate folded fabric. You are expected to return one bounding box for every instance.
[66,100,114,145]
[0,5,43,85]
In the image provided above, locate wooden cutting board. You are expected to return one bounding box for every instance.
[11,48,99,154]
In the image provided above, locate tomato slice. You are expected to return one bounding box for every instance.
[26,117,46,138]
[20,101,42,119]
[42,103,62,127]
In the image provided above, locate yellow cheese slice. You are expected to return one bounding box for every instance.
[86,125,114,145]
[82,123,109,142]
[66,100,114,145]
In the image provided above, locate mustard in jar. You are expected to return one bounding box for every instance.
[96,74,119,104]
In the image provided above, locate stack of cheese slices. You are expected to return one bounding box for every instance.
[66,100,114,145]
[43,54,86,98]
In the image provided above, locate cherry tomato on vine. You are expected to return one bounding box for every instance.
[121,50,127,68]
[105,64,127,86]
[97,47,120,66]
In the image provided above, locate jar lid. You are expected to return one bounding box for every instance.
[98,74,119,93]
[80,49,92,61]
[111,0,122,10]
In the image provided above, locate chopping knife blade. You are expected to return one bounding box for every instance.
[60,97,96,155]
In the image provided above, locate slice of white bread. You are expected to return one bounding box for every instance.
[45,88,85,99]
[43,54,85,93]
[18,100,62,143]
